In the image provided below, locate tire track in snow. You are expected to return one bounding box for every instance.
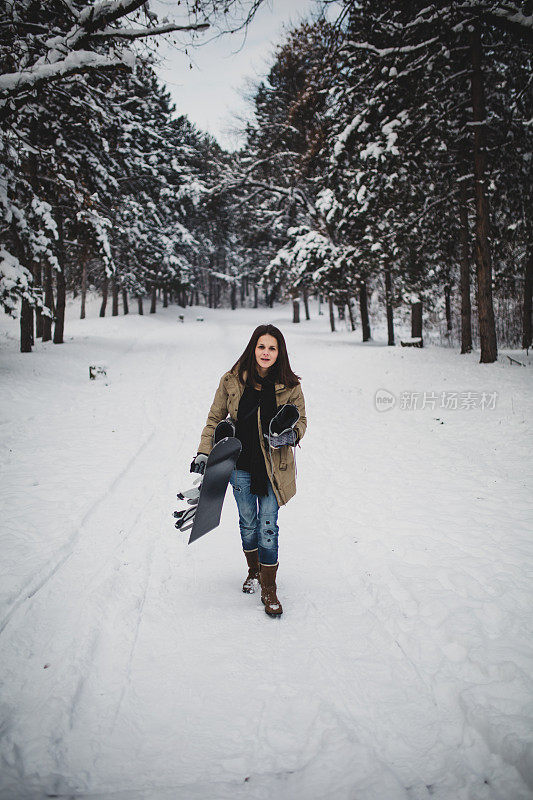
[0,339,183,794]
[0,427,156,637]
[46,339,181,745]
[0,320,179,637]
[109,512,160,733]
[27,464,176,795]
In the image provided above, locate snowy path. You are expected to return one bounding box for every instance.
[1,301,532,800]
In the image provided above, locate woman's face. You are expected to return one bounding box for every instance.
[255,334,279,374]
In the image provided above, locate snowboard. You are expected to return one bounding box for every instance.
[174,430,241,544]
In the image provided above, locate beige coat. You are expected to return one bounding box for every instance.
[198,369,307,507]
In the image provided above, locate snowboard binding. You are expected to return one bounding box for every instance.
[264,403,300,448]
[212,418,235,441]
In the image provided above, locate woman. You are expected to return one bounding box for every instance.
[191,324,307,617]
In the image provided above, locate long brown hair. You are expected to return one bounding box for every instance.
[231,324,301,388]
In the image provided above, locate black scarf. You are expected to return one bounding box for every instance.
[249,373,277,496]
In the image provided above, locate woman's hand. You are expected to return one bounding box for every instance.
[190,453,208,474]
[264,429,298,448]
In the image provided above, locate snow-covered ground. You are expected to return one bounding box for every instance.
[1,297,532,800]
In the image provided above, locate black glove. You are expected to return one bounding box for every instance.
[190,453,208,474]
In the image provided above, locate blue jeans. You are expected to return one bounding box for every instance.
[229,469,279,565]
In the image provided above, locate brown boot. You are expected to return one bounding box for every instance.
[242,549,260,593]
[259,562,283,616]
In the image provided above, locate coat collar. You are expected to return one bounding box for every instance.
[235,369,285,392]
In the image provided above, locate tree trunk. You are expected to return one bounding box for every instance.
[100,275,108,317]
[385,268,395,346]
[359,282,371,341]
[459,175,473,353]
[347,298,356,331]
[138,296,144,315]
[470,25,497,363]
[522,245,533,350]
[35,263,43,338]
[42,263,54,341]
[336,303,345,320]
[328,296,336,332]
[122,289,129,315]
[150,285,157,313]
[231,282,237,310]
[444,284,452,337]
[21,121,37,349]
[112,278,119,316]
[12,221,34,351]
[292,296,300,323]
[20,298,33,352]
[35,306,43,339]
[411,300,423,343]
[254,285,258,309]
[29,279,35,345]
[163,288,168,308]
[80,246,88,320]
[240,279,245,305]
[53,207,65,344]
[54,269,66,344]
[303,287,310,320]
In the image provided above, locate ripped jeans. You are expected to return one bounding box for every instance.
[229,469,279,565]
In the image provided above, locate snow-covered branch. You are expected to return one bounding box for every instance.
[345,36,440,58]
[91,21,209,41]
[0,1,266,103]
[239,152,302,178]
[486,4,533,40]
[76,0,148,31]
[489,7,533,30]
[0,50,130,96]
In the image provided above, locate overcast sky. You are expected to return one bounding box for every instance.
[153,0,323,150]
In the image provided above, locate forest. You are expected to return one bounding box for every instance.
[1,0,532,362]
